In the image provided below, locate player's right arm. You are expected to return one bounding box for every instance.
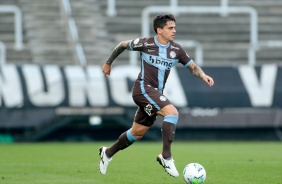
[105,40,131,65]
[102,40,130,76]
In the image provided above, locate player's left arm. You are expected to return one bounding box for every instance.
[187,62,214,87]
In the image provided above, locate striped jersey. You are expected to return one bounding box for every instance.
[129,36,193,93]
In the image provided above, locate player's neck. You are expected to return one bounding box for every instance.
[156,35,169,45]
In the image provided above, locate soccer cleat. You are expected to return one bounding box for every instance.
[98,146,112,175]
[157,154,179,177]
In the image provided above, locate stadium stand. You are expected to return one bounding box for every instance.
[18,0,74,65]
[0,0,112,65]
[67,0,113,65]
[0,0,281,66]
[98,0,282,65]
[0,0,32,64]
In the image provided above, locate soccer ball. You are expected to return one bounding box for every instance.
[183,163,206,184]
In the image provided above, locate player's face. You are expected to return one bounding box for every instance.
[158,21,176,43]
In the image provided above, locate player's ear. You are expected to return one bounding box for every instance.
[157,27,162,34]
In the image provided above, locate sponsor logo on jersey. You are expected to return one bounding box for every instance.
[144,42,155,46]
[144,104,153,116]
[171,45,179,50]
[149,55,173,69]
[148,49,155,52]
[133,43,143,48]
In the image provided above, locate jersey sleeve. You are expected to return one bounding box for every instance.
[129,37,146,51]
[178,46,194,67]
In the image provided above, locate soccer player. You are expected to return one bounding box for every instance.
[99,14,214,177]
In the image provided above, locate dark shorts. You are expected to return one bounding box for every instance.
[132,81,171,127]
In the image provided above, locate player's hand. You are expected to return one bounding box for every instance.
[203,75,214,87]
[102,63,111,77]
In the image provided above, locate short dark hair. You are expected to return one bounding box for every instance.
[153,14,176,33]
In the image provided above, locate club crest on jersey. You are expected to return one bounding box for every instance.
[170,51,176,58]
[160,96,167,101]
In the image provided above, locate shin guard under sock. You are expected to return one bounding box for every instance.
[161,121,176,159]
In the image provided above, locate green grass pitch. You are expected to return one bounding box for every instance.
[0,141,281,184]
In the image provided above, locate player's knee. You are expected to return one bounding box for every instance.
[171,105,179,116]
[126,128,140,142]
[159,104,179,117]
[167,107,178,116]
[130,130,144,139]
[164,114,179,125]
[171,109,179,116]
[133,134,144,139]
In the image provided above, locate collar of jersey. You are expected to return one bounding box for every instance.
[154,36,170,48]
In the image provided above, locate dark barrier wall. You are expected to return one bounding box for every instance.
[178,65,282,108]
[0,64,282,128]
